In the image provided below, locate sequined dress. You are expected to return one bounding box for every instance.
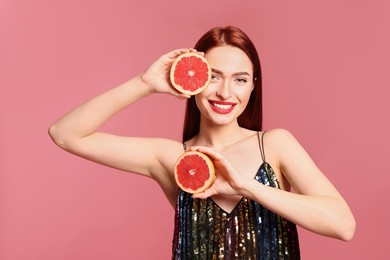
[171,132,300,259]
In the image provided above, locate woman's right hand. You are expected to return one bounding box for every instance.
[140,48,200,99]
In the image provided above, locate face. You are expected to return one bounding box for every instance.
[195,45,254,126]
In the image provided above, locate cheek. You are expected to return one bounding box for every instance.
[194,85,213,105]
[194,94,206,111]
[235,87,253,102]
[201,83,218,95]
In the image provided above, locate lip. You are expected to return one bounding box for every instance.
[208,100,237,114]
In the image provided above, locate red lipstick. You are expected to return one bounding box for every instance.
[208,100,236,114]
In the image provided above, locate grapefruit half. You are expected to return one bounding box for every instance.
[174,151,215,194]
[170,52,211,95]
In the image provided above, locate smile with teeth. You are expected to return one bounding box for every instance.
[212,102,233,110]
[209,100,236,114]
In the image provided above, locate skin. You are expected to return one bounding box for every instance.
[49,46,356,242]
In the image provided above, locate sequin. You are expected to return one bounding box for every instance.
[172,162,300,259]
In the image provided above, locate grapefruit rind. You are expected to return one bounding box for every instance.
[170,53,211,96]
[174,151,215,194]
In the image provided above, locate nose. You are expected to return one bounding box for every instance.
[216,80,232,100]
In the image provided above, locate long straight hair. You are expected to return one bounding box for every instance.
[182,26,263,142]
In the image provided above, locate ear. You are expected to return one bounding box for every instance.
[252,77,257,91]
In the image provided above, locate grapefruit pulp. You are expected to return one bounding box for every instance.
[170,52,211,95]
[174,151,215,194]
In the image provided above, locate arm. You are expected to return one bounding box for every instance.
[192,129,356,241]
[268,129,356,241]
[48,49,195,201]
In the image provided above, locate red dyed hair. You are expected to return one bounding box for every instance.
[182,26,262,142]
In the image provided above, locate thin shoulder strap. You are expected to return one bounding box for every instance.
[257,131,266,163]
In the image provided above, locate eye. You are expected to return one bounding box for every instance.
[235,77,248,85]
[210,74,220,82]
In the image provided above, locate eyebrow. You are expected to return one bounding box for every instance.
[211,68,251,77]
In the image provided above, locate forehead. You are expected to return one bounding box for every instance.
[204,45,253,75]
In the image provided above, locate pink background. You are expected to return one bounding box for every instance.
[1,0,389,259]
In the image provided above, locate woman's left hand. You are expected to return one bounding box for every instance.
[190,146,250,199]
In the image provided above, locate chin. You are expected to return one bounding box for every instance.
[208,116,237,126]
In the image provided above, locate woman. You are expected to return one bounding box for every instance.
[49,26,355,259]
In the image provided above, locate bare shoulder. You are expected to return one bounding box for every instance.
[260,129,301,186]
[152,137,186,166]
[134,137,185,173]
[262,128,299,159]
[131,137,184,206]
[263,128,296,145]
[263,127,310,162]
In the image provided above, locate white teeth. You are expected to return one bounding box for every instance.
[212,103,232,110]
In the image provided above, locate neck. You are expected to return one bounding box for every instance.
[193,119,249,150]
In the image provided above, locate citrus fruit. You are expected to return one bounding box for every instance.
[174,151,215,194]
[170,52,211,95]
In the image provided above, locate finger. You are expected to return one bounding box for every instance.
[188,48,204,55]
[165,48,193,59]
[192,192,206,199]
[190,146,214,153]
[176,93,191,99]
[167,88,191,99]
[192,188,215,199]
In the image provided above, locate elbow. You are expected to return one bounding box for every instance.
[325,198,357,242]
[331,213,356,242]
[48,123,86,154]
[48,123,68,149]
[48,124,59,144]
[338,217,356,242]
[317,205,356,242]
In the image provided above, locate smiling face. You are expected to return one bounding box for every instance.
[195,45,254,127]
